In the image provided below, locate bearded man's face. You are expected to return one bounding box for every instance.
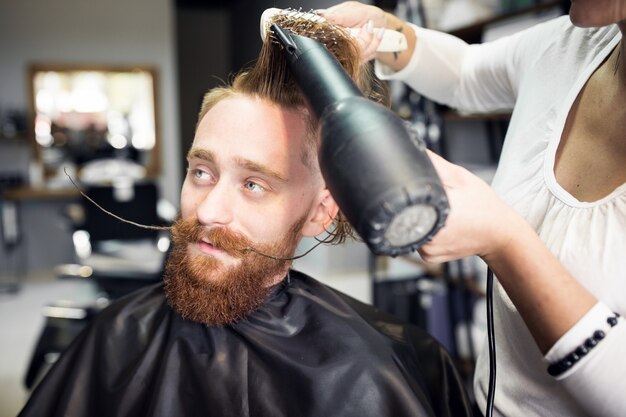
[167,95,338,325]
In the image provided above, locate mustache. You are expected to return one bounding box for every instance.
[171,217,251,258]
[171,215,326,262]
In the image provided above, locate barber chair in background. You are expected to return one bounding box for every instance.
[60,180,173,299]
[25,174,175,389]
[59,159,175,298]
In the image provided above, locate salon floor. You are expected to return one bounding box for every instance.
[0,271,101,417]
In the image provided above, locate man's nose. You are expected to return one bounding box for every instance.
[195,180,234,226]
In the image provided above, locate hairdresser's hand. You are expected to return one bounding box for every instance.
[319,2,387,62]
[418,151,525,264]
[320,2,416,70]
[423,153,600,356]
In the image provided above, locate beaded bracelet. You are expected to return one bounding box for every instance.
[547,312,621,377]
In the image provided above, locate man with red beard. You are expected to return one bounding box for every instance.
[19,14,471,417]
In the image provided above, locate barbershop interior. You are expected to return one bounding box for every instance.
[4,0,614,416]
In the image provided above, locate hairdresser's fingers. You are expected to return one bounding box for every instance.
[362,30,381,61]
[426,149,467,188]
[319,2,386,29]
[415,155,463,263]
[418,222,463,264]
[317,5,364,29]
[417,192,465,264]
[352,23,383,62]
[319,5,367,27]
[418,149,518,262]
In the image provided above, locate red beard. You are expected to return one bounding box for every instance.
[163,216,303,326]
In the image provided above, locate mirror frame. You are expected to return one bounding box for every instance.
[27,63,162,182]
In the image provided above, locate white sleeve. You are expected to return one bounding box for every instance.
[544,302,626,416]
[375,23,534,113]
[375,24,468,107]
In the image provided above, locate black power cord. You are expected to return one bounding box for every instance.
[485,267,496,417]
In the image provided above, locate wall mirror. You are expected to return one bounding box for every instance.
[28,64,160,184]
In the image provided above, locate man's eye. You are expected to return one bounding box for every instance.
[244,181,265,193]
[191,169,211,181]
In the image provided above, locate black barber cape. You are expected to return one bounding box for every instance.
[20,270,472,417]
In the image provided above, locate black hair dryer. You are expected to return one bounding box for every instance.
[272,24,449,256]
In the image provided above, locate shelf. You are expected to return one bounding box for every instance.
[4,186,80,201]
[0,135,29,142]
[442,110,511,121]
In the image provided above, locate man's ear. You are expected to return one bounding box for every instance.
[301,189,339,237]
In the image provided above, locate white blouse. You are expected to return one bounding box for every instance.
[377,16,626,417]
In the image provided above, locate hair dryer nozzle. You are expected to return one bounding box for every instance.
[318,98,448,256]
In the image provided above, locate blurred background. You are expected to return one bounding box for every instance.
[0,0,567,416]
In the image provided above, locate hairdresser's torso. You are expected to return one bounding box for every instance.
[474,17,626,416]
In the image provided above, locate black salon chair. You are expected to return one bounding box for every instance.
[24,303,102,389]
[69,181,171,298]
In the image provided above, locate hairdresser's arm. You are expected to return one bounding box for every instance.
[321,2,490,109]
[323,1,555,112]
[423,152,626,416]
[322,3,468,105]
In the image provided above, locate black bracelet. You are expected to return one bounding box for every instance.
[547,312,620,377]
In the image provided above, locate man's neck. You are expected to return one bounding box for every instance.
[267,266,291,288]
